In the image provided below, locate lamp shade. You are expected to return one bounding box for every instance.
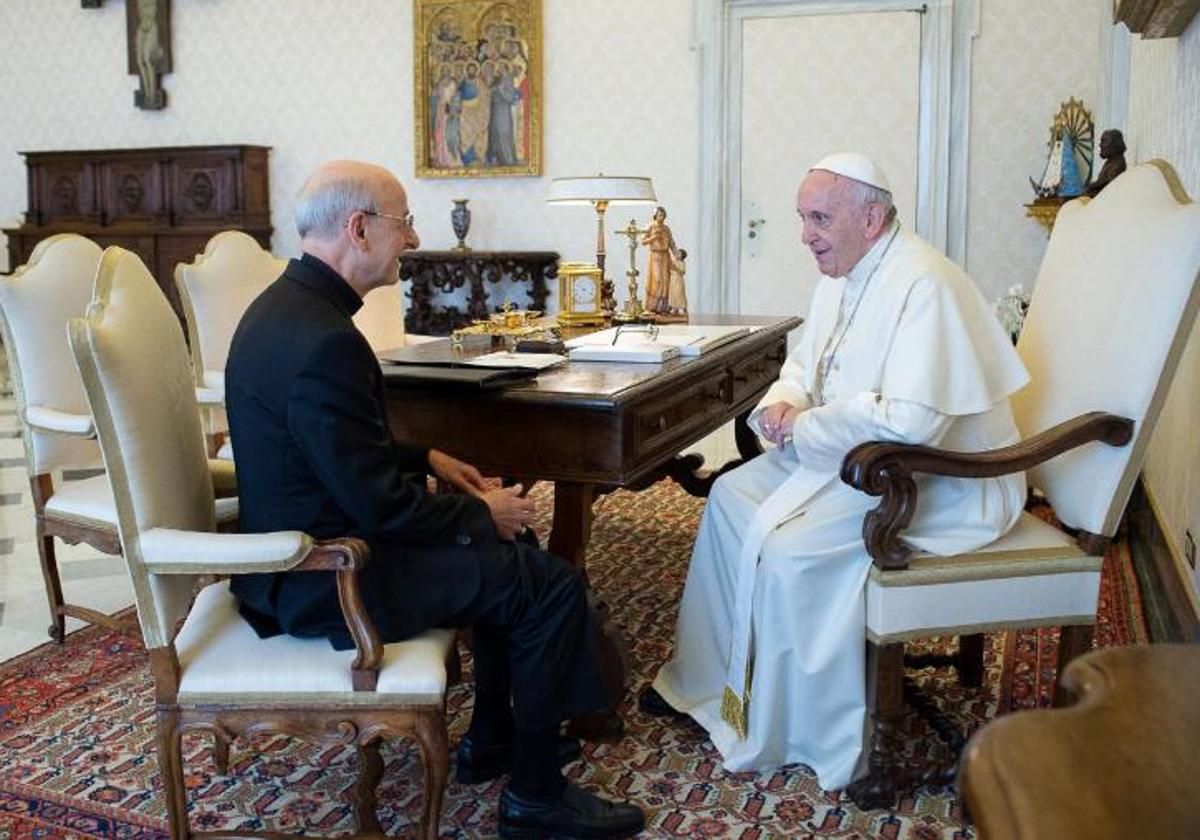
[545,176,656,206]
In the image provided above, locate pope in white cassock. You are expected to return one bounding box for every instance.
[647,153,1031,790]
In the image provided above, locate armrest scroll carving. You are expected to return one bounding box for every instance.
[294,537,382,691]
[840,411,1133,570]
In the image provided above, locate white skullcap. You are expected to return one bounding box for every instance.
[807,152,891,193]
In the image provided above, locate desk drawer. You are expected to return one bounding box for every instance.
[729,340,787,405]
[631,367,732,459]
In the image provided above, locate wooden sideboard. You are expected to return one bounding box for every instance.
[2,144,272,319]
[399,250,559,335]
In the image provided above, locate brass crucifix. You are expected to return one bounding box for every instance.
[82,0,172,110]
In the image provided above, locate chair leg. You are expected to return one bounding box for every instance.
[846,641,906,810]
[155,709,189,840]
[31,476,66,642]
[37,534,66,643]
[353,739,384,835]
[1053,624,1094,708]
[212,734,230,775]
[956,633,986,689]
[412,711,450,840]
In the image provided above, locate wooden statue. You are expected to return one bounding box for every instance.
[1085,129,1127,197]
[640,206,688,322]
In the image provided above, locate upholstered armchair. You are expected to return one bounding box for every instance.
[839,161,1200,808]
[0,234,123,641]
[175,231,285,458]
[73,245,453,839]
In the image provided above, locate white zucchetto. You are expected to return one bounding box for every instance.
[808,152,891,194]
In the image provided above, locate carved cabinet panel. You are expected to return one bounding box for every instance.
[3,144,272,321]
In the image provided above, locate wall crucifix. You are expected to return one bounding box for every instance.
[82,0,172,110]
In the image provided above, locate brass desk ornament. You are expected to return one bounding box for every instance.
[612,218,651,323]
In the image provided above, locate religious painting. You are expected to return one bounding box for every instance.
[414,0,543,178]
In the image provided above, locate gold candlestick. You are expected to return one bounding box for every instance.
[613,218,649,322]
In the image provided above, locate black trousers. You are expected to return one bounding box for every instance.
[364,535,608,731]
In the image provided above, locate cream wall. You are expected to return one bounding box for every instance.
[0,0,699,301]
[1122,18,1200,596]
[1,0,1105,306]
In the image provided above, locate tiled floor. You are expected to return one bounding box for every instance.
[0,392,133,662]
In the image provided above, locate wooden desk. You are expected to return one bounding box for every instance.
[385,315,799,569]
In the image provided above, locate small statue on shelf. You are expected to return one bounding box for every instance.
[1085,129,1127,198]
[640,206,688,322]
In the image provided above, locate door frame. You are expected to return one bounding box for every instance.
[692,0,980,314]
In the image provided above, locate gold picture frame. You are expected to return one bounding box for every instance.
[414,0,543,178]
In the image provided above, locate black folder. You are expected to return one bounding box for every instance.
[381,364,537,390]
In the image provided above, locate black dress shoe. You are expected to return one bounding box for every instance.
[637,685,690,720]
[499,782,645,839]
[456,733,583,784]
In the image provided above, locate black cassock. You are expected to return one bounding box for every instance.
[225,253,605,729]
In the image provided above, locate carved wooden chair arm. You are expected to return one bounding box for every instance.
[293,537,382,691]
[839,411,1134,570]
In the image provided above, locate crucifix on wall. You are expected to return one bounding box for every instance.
[82,0,172,110]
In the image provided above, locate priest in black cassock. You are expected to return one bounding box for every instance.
[224,160,643,840]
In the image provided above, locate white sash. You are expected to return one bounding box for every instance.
[720,463,835,737]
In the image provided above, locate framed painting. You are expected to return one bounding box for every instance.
[414,0,543,178]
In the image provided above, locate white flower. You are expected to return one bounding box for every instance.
[992,284,1031,339]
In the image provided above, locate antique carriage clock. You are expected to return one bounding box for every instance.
[556,262,606,326]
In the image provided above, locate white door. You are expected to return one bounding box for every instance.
[736,9,922,320]
[686,5,923,470]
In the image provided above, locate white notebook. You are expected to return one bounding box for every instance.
[567,342,680,363]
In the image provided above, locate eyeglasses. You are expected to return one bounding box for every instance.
[361,209,416,231]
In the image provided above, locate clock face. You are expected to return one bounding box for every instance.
[572,276,597,310]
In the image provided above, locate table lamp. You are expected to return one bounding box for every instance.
[546,175,656,315]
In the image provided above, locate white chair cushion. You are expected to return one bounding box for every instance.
[215,439,234,461]
[215,497,238,523]
[866,511,1102,642]
[43,473,118,527]
[176,580,453,705]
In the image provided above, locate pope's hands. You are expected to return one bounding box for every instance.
[759,401,799,447]
[429,449,489,496]
[481,484,535,541]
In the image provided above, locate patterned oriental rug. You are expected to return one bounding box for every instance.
[0,480,1147,840]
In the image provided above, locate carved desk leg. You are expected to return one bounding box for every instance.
[548,481,628,742]
[548,481,596,573]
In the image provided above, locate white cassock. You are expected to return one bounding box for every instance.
[653,223,1031,789]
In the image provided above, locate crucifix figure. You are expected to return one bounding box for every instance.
[82,0,172,110]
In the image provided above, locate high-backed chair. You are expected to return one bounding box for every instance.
[72,245,453,840]
[175,231,284,457]
[0,234,124,641]
[357,281,409,351]
[838,161,1200,807]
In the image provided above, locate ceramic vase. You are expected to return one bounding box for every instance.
[451,199,471,251]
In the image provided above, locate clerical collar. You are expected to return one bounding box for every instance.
[845,221,900,286]
[288,253,364,317]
